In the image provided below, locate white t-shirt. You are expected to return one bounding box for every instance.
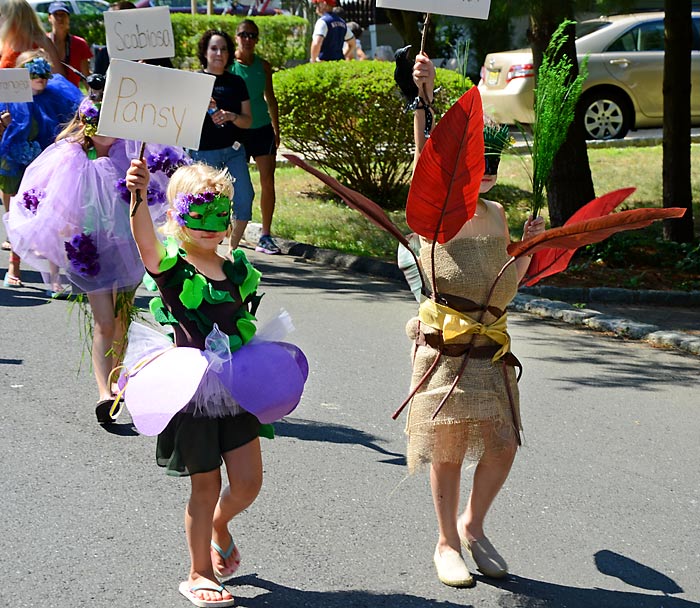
[313,17,354,41]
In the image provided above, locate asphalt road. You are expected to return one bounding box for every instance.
[1,248,699,608]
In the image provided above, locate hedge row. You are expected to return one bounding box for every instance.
[68,13,307,70]
[274,61,470,206]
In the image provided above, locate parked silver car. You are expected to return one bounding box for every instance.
[478,12,700,139]
[28,0,110,14]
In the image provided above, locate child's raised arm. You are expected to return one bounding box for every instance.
[126,158,165,274]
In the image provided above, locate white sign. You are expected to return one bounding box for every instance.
[98,59,214,149]
[104,6,175,61]
[376,0,491,20]
[0,69,33,103]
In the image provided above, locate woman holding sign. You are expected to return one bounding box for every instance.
[190,30,253,251]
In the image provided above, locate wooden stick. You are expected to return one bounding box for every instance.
[130,141,147,217]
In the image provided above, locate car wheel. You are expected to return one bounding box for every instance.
[581,90,631,140]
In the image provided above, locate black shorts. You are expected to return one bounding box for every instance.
[156,411,260,477]
[243,123,276,159]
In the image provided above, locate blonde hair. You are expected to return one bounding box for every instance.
[55,113,89,150]
[164,162,234,241]
[0,0,48,50]
[15,48,51,68]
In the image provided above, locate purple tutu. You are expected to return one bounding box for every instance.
[118,319,309,436]
[4,139,182,293]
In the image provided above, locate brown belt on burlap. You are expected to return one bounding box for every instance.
[415,330,523,381]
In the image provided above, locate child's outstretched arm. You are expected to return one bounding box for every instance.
[126,158,165,274]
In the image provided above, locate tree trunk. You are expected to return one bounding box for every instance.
[528,3,595,226]
[663,0,695,242]
[384,9,436,58]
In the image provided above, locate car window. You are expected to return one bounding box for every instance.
[79,0,109,13]
[692,17,700,51]
[576,20,612,39]
[32,1,53,12]
[607,20,665,52]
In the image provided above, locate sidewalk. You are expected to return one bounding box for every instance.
[245,224,700,358]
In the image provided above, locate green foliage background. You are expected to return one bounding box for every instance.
[274,61,469,207]
[68,13,307,70]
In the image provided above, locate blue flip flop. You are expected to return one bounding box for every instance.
[211,536,240,579]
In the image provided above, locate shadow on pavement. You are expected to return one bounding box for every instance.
[594,550,683,594]
[276,417,406,466]
[517,321,700,390]
[232,574,472,608]
[481,551,694,608]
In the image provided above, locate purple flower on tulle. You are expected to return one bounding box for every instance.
[79,98,101,137]
[147,148,191,177]
[115,178,166,207]
[65,232,101,277]
[22,188,45,214]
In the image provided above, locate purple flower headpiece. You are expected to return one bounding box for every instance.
[115,178,166,207]
[79,98,101,137]
[147,148,192,177]
[65,232,101,278]
[22,188,46,214]
[173,191,217,226]
[24,57,53,79]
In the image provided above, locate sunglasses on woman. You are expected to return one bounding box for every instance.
[237,31,258,40]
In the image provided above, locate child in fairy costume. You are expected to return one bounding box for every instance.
[124,159,307,607]
[403,54,545,588]
[0,50,82,287]
[5,91,178,422]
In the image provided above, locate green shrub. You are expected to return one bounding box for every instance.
[274,61,469,207]
[68,14,307,71]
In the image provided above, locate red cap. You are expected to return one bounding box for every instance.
[313,0,336,5]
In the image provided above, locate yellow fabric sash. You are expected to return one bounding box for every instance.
[418,299,510,362]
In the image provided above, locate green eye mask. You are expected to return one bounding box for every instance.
[175,193,232,232]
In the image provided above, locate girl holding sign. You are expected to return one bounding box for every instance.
[124,158,307,607]
[190,30,254,251]
[0,50,82,287]
[405,54,544,588]
[5,96,176,421]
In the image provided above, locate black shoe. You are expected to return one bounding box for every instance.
[95,399,121,425]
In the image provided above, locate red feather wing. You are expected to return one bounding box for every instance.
[406,87,484,244]
[523,187,637,286]
[509,207,686,259]
[282,153,411,250]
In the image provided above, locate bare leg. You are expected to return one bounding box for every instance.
[229,220,248,250]
[211,437,263,574]
[255,155,276,236]
[86,290,117,402]
[459,437,517,541]
[185,469,234,604]
[430,461,463,555]
[3,192,21,281]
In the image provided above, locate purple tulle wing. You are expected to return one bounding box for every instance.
[218,341,309,424]
[124,347,209,436]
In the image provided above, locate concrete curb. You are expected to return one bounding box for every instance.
[245,223,699,357]
[511,294,700,356]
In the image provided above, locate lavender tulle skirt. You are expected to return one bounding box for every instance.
[117,312,309,436]
[4,139,179,293]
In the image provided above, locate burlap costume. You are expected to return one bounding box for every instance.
[405,233,521,472]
